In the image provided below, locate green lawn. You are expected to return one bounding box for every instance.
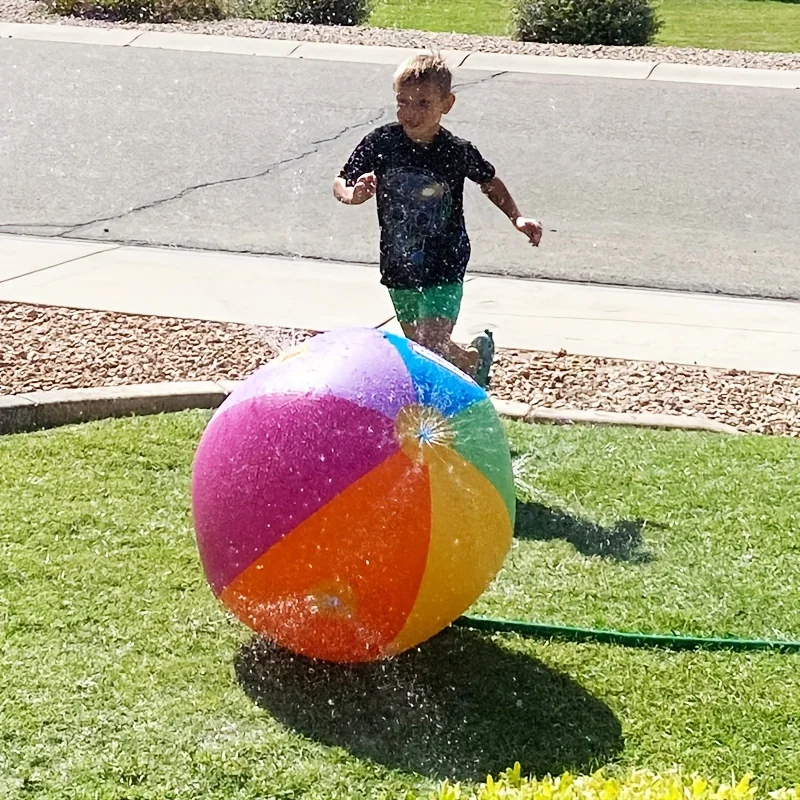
[2,412,800,798]
[370,0,800,53]
[480,423,800,642]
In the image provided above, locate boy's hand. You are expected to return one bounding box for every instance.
[515,217,543,247]
[351,172,377,205]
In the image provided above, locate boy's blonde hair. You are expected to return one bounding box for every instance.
[393,52,453,95]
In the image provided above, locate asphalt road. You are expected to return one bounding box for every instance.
[2,38,799,299]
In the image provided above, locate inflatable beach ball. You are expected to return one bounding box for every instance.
[191,327,515,663]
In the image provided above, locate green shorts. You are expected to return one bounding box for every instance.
[388,283,464,324]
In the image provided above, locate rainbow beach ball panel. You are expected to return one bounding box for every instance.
[191,327,515,663]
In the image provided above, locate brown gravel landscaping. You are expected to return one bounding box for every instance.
[2,0,800,71]
[3,300,798,438]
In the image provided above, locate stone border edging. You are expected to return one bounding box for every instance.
[494,400,741,434]
[0,381,742,436]
[1,22,798,90]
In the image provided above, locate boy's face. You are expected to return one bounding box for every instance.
[395,81,455,144]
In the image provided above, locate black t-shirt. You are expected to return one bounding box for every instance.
[339,123,496,290]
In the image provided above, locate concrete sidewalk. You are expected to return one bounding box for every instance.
[2,233,799,375]
[2,22,800,89]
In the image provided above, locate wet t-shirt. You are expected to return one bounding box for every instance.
[339,123,496,290]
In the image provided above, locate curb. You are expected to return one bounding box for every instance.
[1,22,798,90]
[0,382,225,435]
[0,382,743,436]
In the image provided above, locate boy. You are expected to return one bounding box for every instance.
[333,53,542,388]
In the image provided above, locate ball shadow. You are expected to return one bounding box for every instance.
[234,627,623,782]
[515,501,657,564]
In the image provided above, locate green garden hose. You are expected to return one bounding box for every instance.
[454,614,800,653]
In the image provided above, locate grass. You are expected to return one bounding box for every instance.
[371,0,510,36]
[479,424,800,642]
[654,0,800,51]
[1,411,800,798]
[369,0,800,53]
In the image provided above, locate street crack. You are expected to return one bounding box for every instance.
[0,108,388,238]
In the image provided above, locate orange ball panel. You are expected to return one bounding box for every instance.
[219,450,432,662]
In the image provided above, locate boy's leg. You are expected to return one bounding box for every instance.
[401,318,478,375]
[390,284,484,378]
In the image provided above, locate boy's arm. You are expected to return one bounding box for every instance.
[333,173,377,206]
[481,176,542,247]
[335,130,379,206]
[333,176,353,203]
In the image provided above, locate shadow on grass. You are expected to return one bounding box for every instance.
[235,627,623,782]
[515,501,655,564]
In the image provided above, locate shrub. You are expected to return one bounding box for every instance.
[47,0,228,21]
[512,0,661,46]
[431,765,800,800]
[265,0,372,25]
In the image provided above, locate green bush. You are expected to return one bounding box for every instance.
[431,764,800,800]
[47,0,371,20]
[512,0,661,45]
[265,0,372,24]
[47,0,228,21]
